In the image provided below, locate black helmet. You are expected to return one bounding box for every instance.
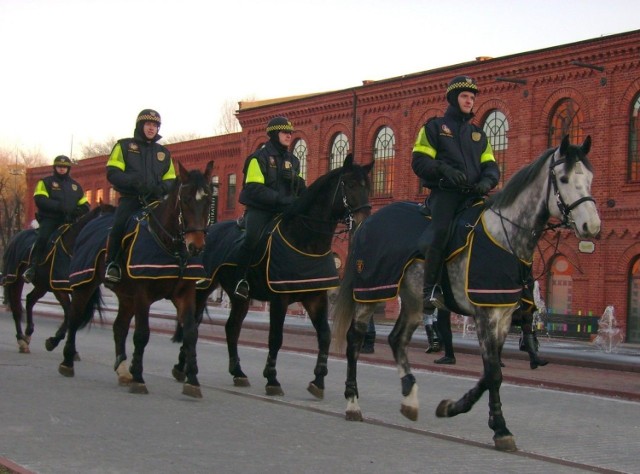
[53,155,72,167]
[446,76,479,106]
[266,116,294,134]
[136,109,161,126]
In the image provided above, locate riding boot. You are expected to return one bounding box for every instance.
[233,255,251,300]
[423,247,445,311]
[424,324,442,353]
[520,332,549,369]
[104,240,122,283]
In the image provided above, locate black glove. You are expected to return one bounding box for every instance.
[474,178,493,195]
[64,213,74,223]
[72,207,84,218]
[439,163,467,187]
[150,183,164,197]
[138,183,151,196]
[281,168,294,181]
[278,195,295,207]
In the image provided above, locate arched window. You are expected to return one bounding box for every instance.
[226,173,236,211]
[548,98,585,147]
[482,110,509,187]
[372,126,395,197]
[293,138,308,180]
[627,256,640,343]
[329,132,349,170]
[628,93,640,182]
[546,255,574,315]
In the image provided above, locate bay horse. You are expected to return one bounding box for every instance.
[332,136,601,451]
[1,203,114,353]
[174,154,372,398]
[58,160,214,398]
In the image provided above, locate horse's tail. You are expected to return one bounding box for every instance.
[331,252,357,353]
[77,286,104,330]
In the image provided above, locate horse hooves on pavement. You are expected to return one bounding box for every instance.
[182,384,203,399]
[494,435,517,452]
[345,410,363,422]
[265,385,284,396]
[400,404,418,422]
[58,364,74,378]
[307,382,324,399]
[233,377,250,387]
[435,399,455,418]
[45,338,57,352]
[129,383,149,395]
[172,367,186,383]
[74,352,81,362]
[18,341,30,353]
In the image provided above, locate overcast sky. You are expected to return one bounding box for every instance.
[1,0,638,160]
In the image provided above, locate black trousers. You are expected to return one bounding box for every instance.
[418,189,469,255]
[236,207,273,279]
[107,196,143,263]
[32,217,63,264]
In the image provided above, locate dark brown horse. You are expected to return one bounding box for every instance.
[173,155,373,398]
[1,203,114,354]
[58,160,214,398]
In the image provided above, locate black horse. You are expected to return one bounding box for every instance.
[333,136,600,451]
[58,161,214,398]
[1,203,114,354]
[173,154,373,398]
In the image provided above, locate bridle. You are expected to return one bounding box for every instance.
[329,174,372,234]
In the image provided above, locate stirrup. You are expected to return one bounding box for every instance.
[105,262,121,283]
[195,278,209,289]
[234,279,250,300]
[423,285,444,311]
[22,266,35,284]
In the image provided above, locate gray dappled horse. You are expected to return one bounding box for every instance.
[332,136,600,451]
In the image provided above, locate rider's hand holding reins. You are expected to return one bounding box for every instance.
[439,163,467,187]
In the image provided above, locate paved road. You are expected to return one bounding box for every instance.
[1,296,640,473]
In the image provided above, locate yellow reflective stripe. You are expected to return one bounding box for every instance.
[480,141,496,163]
[245,158,265,184]
[106,143,125,171]
[412,127,437,158]
[77,196,89,206]
[33,180,48,197]
[162,158,176,180]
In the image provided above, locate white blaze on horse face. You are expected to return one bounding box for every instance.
[195,187,207,201]
[558,161,601,238]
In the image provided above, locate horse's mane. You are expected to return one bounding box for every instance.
[283,165,352,218]
[488,142,592,210]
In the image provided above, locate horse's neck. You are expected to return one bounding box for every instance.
[149,194,180,250]
[283,201,338,253]
[484,172,549,260]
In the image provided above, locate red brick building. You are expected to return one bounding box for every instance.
[26,29,640,342]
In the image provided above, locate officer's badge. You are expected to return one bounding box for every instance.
[157,152,166,161]
[472,132,481,142]
[269,157,276,167]
[72,184,78,191]
[52,182,60,189]
[441,124,453,137]
[356,259,364,274]
[284,161,292,169]
[129,143,139,152]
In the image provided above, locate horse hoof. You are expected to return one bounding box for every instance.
[345,410,363,422]
[73,352,81,362]
[494,435,517,452]
[129,383,149,394]
[172,367,186,383]
[183,384,203,399]
[307,382,324,400]
[265,385,284,396]
[233,377,250,387]
[400,404,418,422]
[58,364,74,378]
[45,338,57,352]
[18,341,30,353]
[435,399,455,418]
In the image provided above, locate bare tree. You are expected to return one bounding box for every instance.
[213,97,253,136]
[78,137,117,159]
[163,132,203,145]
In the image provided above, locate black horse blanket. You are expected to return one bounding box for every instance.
[1,225,74,290]
[69,212,206,287]
[201,219,339,293]
[351,201,530,307]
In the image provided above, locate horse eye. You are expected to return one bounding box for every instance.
[560,176,569,184]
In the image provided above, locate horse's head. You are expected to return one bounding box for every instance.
[175,160,214,256]
[334,154,373,227]
[548,135,601,238]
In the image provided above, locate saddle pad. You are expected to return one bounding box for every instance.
[126,218,206,280]
[465,213,530,306]
[69,213,114,287]
[1,229,36,285]
[266,225,339,293]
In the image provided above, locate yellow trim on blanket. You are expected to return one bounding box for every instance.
[352,257,424,303]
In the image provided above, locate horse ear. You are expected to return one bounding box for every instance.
[581,135,592,155]
[177,160,188,182]
[204,160,214,180]
[363,160,374,175]
[560,135,570,155]
[343,153,354,169]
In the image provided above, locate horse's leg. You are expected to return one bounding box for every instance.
[302,293,330,399]
[112,299,135,386]
[225,295,250,386]
[174,286,202,399]
[20,284,47,353]
[59,285,95,377]
[173,287,209,383]
[344,302,376,421]
[263,297,287,396]
[436,309,517,451]
[388,301,422,422]
[6,280,28,353]
[127,303,151,394]
[45,291,76,358]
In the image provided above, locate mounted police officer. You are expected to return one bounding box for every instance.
[411,75,500,324]
[104,109,176,283]
[233,116,306,300]
[23,155,89,283]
